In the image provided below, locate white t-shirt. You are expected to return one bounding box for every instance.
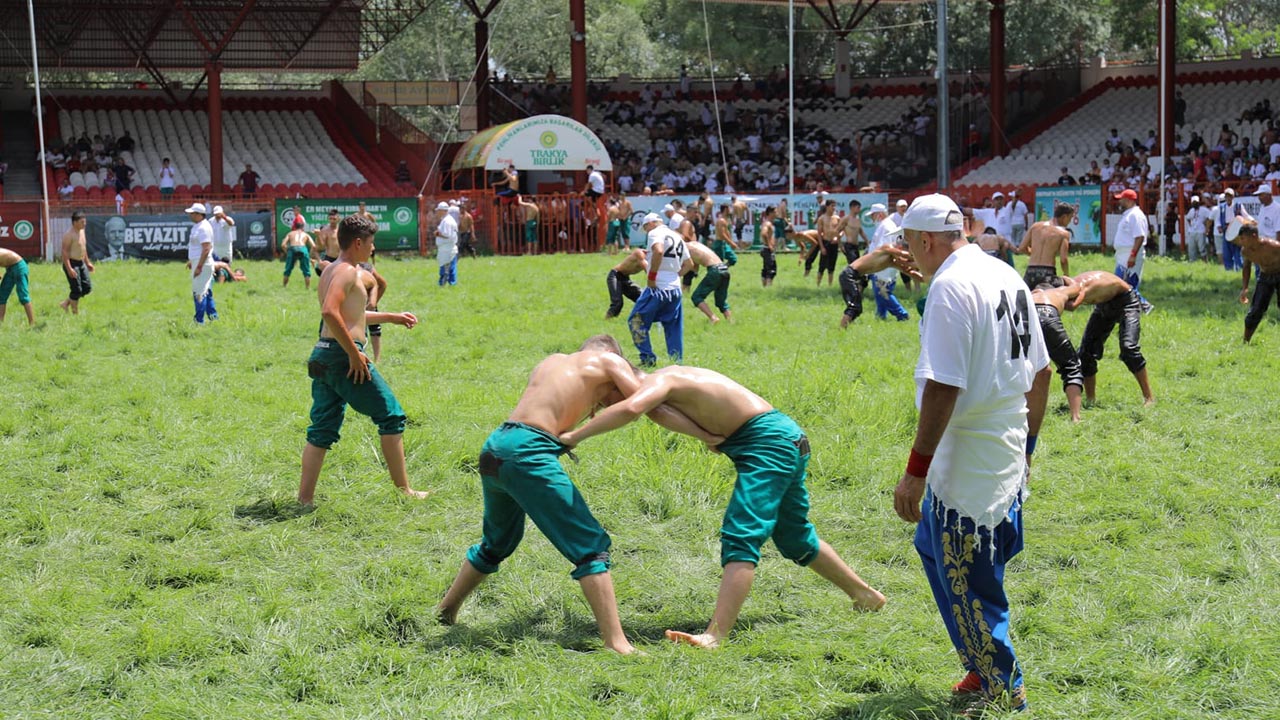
[1011,200,1029,227]
[867,218,900,282]
[646,225,689,291]
[993,204,1014,238]
[1113,205,1149,252]
[1269,142,1280,163]
[210,217,234,259]
[617,175,633,193]
[159,166,176,189]
[1214,200,1237,235]
[1184,206,1211,235]
[587,171,605,194]
[188,218,214,263]
[667,211,685,231]
[1255,200,1280,241]
[436,214,458,266]
[915,244,1048,529]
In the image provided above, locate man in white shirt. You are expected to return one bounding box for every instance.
[1215,189,1244,271]
[210,205,236,263]
[159,158,177,195]
[628,213,692,365]
[1183,195,1213,262]
[1008,190,1030,244]
[893,193,1048,715]
[664,202,685,232]
[990,192,1015,239]
[185,202,218,323]
[1099,159,1114,183]
[866,204,910,321]
[434,201,459,286]
[1254,184,1280,243]
[1111,189,1153,313]
[1270,140,1280,164]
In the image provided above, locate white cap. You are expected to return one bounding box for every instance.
[662,203,675,213]
[642,212,663,225]
[1255,184,1273,195]
[184,202,207,214]
[212,205,224,215]
[992,191,1004,199]
[1190,195,1200,202]
[868,203,888,215]
[1225,188,1236,196]
[896,199,908,208]
[902,193,965,233]
[435,201,450,210]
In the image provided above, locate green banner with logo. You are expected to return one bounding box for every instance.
[274,198,419,251]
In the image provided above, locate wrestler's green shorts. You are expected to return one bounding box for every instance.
[606,219,623,245]
[284,246,312,277]
[0,259,31,305]
[690,263,730,311]
[524,220,538,244]
[715,410,820,567]
[305,339,405,449]
[466,422,612,580]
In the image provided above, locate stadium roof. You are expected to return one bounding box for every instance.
[0,0,441,72]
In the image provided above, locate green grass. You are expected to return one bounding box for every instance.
[1,251,1278,719]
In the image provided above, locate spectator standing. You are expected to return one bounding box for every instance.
[1216,189,1244,271]
[210,205,236,263]
[159,158,177,195]
[185,202,218,324]
[1184,195,1213,262]
[434,201,459,286]
[239,164,261,198]
[1009,191,1030,243]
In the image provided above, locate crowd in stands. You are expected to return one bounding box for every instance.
[42,131,140,195]
[491,68,940,194]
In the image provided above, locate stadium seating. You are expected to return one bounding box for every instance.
[47,97,403,199]
[956,73,1280,187]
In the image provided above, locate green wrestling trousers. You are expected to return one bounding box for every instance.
[466,422,612,580]
[714,410,820,567]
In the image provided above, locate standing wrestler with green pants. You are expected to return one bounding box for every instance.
[436,335,721,654]
[561,364,886,649]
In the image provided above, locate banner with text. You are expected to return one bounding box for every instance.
[1034,185,1103,247]
[625,192,888,250]
[85,212,273,262]
[274,198,419,251]
[0,201,43,258]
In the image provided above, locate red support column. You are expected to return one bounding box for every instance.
[1160,0,1176,161]
[569,0,587,125]
[475,19,490,129]
[989,0,1006,157]
[208,63,224,194]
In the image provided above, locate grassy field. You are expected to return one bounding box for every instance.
[1,249,1278,719]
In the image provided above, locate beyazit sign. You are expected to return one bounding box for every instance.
[85,212,273,261]
[274,198,418,251]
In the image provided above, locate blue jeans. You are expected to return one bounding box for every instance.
[1222,239,1244,271]
[873,278,909,320]
[628,287,683,365]
[193,288,217,323]
[438,257,458,286]
[915,488,1027,711]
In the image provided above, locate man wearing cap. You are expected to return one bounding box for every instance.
[1183,195,1213,262]
[866,203,910,321]
[991,192,1014,240]
[1112,189,1154,313]
[210,205,235,265]
[1215,189,1244,271]
[1232,219,1280,342]
[435,201,459,286]
[629,213,692,365]
[893,193,1049,714]
[1253,184,1280,243]
[664,201,685,232]
[186,203,219,323]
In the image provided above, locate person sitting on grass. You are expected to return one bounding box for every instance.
[1069,270,1155,407]
[560,364,886,650]
[436,335,721,655]
[296,214,426,506]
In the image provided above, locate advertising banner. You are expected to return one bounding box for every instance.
[85,211,273,261]
[625,192,889,250]
[274,198,418,251]
[0,202,43,258]
[1034,185,1103,246]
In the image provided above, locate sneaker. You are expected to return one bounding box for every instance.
[952,671,983,696]
[1141,300,1155,314]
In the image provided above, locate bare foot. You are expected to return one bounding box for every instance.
[59,299,71,313]
[1143,397,1156,407]
[708,316,720,325]
[436,604,458,626]
[401,488,431,500]
[840,314,852,329]
[605,641,638,655]
[665,630,719,649]
[853,588,887,612]
[604,311,618,319]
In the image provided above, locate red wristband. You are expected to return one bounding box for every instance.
[906,448,933,478]
[647,271,658,282]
